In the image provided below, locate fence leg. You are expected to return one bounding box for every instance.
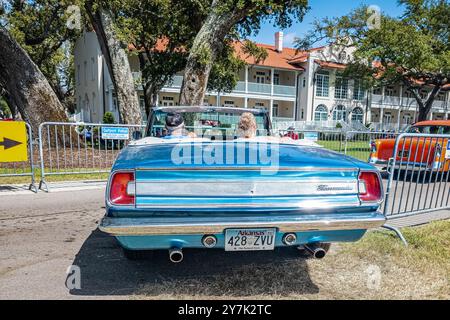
[39,179,49,193]
[382,224,408,246]
[29,178,38,193]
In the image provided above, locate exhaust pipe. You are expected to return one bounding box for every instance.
[169,248,184,263]
[304,243,327,259]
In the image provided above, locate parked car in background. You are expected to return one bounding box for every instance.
[369,120,450,171]
[100,107,386,263]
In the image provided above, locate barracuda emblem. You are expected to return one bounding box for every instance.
[317,185,353,192]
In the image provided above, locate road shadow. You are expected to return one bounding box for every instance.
[69,229,319,298]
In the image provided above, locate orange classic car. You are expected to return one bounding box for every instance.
[369,120,450,172]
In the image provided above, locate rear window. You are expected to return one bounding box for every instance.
[147,110,269,140]
[407,125,450,134]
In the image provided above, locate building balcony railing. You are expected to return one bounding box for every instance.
[247,82,272,95]
[273,85,296,97]
[372,94,449,111]
[273,116,295,122]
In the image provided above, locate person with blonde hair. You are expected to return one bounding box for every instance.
[237,112,258,139]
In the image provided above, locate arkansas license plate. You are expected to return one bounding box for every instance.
[225,228,276,251]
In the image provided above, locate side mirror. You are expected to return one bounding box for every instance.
[132,131,142,141]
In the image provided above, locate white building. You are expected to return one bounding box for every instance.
[74,31,450,129]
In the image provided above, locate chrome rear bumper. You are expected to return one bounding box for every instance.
[99,213,386,236]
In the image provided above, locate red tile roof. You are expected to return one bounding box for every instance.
[232,42,306,71]
[315,59,347,70]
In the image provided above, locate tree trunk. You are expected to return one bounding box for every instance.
[179,0,246,106]
[86,5,142,125]
[415,86,441,122]
[0,26,68,134]
[142,83,158,119]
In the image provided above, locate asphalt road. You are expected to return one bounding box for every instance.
[0,180,449,300]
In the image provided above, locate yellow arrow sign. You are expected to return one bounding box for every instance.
[0,121,28,163]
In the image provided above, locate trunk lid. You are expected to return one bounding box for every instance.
[113,141,368,212]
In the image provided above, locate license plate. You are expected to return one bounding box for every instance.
[225,228,276,251]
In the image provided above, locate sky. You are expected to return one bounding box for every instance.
[250,0,406,48]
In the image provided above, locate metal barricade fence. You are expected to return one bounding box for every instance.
[383,133,450,219]
[276,129,345,153]
[38,122,145,192]
[344,131,399,162]
[0,122,37,192]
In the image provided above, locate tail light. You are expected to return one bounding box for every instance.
[109,171,135,205]
[358,171,382,203]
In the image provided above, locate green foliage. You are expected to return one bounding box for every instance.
[103,112,115,124]
[208,43,246,93]
[0,97,11,118]
[4,0,83,105]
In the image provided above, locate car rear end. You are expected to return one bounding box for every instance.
[100,142,386,260]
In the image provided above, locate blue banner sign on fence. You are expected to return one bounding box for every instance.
[304,132,319,142]
[101,127,130,140]
[446,140,450,159]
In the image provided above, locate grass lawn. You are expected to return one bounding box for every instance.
[318,140,371,162]
[136,220,450,300]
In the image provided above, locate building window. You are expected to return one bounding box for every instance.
[254,102,265,109]
[373,87,382,95]
[224,100,235,107]
[334,75,348,99]
[383,112,392,124]
[385,86,397,96]
[420,90,428,99]
[162,96,174,106]
[315,71,329,97]
[314,105,328,122]
[333,105,346,121]
[338,51,347,62]
[112,91,117,111]
[436,93,446,101]
[402,113,413,124]
[255,71,266,84]
[351,107,364,123]
[353,80,365,100]
[273,74,280,85]
[273,104,279,117]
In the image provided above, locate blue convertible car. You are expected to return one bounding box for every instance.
[100,107,385,262]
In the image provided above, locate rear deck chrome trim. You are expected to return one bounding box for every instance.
[131,180,358,197]
[99,213,386,236]
[135,167,357,172]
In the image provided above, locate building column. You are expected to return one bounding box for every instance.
[429,111,433,120]
[381,86,386,104]
[399,85,404,107]
[270,68,275,96]
[269,99,274,122]
[244,97,248,109]
[216,92,220,107]
[380,107,384,127]
[245,66,249,94]
[397,109,401,130]
[294,72,299,120]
